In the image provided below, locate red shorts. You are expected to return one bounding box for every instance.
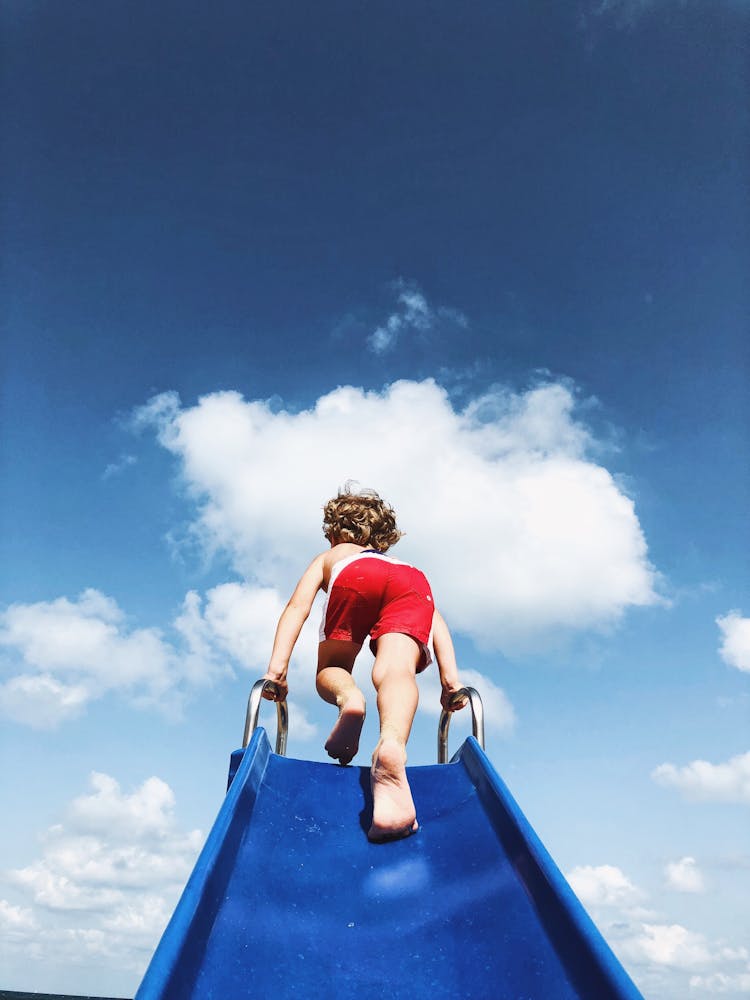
[319,553,434,671]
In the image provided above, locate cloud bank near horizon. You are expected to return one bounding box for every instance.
[1,772,203,986]
[566,862,749,996]
[133,377,659,652]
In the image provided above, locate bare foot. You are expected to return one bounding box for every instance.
[368,738,418,842]
[325,692,366,765]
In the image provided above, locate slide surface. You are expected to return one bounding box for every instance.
[137,731,643,999]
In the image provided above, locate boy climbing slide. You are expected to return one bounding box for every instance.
[262,485,466,843]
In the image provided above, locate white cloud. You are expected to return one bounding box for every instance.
[459,668,515,731]
[690,970,750,994]
[0,674,90,727]
[170,590,229,688]
[0,580,325,734]
[0,588,232,727]
[567,864,644,907]
[665,857,705,894]
[200,582,283,669]
[4,772,202,982]
[620,926,749,984]
[189,582,321,740]
[133,378,658,655]
[68,772,180,842]
[367,282,467,354]
[416,665,515,734]
[717,612,750,673]
[652,751,750,804]
[0,899,36,931]
[620,923,713,969]
[286,699,319,740]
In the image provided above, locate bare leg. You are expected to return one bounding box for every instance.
[368,633,421,842]
[316,639,366,765]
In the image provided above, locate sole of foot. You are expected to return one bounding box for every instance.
[368,739,418,842]
[324,694,366,766]
[368,819,419,844]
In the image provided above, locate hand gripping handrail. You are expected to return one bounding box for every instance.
[437,686,485,763]
[242,679,288,755]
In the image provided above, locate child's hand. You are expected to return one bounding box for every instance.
[440,680,468,713]
[262,672,288,701]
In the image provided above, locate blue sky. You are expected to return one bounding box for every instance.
[1,1,748,997]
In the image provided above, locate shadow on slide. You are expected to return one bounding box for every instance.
[136,706,643,999]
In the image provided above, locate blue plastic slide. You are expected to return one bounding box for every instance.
[136,726,643,999]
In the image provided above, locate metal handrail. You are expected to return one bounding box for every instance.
[437,686,484,763]
[242,679,288,755]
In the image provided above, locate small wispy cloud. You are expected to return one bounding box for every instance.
[578,0,683,36]
[580,0,745,38]
[367,280,467,355]
[102,453,137,480]
[576,0,682,47]
[4,772,203,976]
[586,0,656,27]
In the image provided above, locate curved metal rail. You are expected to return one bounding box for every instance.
[242,679,288,755]
[437,686,484,763]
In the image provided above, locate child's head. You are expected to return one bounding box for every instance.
[322,484,402,552]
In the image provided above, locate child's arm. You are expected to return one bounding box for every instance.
[262,553,326,700]
[433,610,468,712]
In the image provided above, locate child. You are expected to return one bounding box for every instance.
[262,485,466,842]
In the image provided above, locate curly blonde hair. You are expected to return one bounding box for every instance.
[322,484,402,552]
